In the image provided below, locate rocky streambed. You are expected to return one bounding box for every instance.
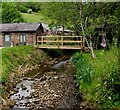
[8,58,81,109]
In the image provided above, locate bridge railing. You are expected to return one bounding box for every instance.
[37,36,85,49]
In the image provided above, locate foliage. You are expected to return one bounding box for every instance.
[2,2,24,23]
[41,2,72,32]
[1,45,46,83]
[72,52,93,86]
[41,2,120,43]
[16,4,28,13]
[15,2,42,12]
[72,47,119,108]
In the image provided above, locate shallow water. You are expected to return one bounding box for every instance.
[10,60,69,109]
[50,60,69,69]
[10,79,35,109]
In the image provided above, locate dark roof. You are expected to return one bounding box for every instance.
[0,23,42,32]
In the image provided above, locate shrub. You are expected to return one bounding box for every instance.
[72,52,93,86]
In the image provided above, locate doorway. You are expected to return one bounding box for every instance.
[3,34,11,47]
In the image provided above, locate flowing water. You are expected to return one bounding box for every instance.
[10,79,35,110]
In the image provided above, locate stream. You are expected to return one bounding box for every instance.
[10,59,80,109]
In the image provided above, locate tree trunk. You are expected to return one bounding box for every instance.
[83,36,96,59]
[79,4,96,59]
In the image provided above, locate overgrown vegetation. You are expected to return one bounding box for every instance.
[1,45,47,83]
[72,46,119,108]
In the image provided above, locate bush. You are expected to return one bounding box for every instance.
[17,5,28,13]
[72,52,93,86]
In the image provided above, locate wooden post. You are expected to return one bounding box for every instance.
[58,36,59,49]
[41,36,43,45]
[80,36,82,53]
[83,36,85,49]
[61,36,63,46]
[37,36,38,45]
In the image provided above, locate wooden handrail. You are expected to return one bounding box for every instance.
[37,36,82,38]
[37,36,84,50]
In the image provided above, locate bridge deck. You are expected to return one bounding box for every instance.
[39,45,83,49]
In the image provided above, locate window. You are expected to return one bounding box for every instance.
[4,34,10,41]
[20,33,26,42]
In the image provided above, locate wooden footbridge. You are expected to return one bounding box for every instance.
[37,36,85,50]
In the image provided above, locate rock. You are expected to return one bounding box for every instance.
[48,77,52,80]
[80,102,86,107]
[61,75,64,78]
[5,99,16,107]
[0,105,4,110]
[34,95,38,98]
[23,78,28,80]
[44,65,47,67]
[40,75,47,82]
[54,76,59,80]
[9,73,15,82]
[26,90,29,92]
[10,91,15,95]
[21,84,27,90]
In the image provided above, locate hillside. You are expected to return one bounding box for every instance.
[21,12,51,24]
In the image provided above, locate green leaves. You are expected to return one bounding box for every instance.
[72,52,93,86]
[2,2,24,23]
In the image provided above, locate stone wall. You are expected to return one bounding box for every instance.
[0,32,37,47]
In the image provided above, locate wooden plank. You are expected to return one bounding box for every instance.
[37,40,82,43]
[39,45,83,49]
[38,40,59,43]
[38,36,82,38]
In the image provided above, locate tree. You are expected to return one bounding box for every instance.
[41,2,119,58]
[42,2,71,34]
[2,2,24,23]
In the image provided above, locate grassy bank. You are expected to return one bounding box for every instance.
[1,45,47,83]
[21,12,51,24]
[72,47,119,108]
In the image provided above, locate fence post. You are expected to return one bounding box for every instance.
[41,36,43,45]
[61,36,63,46]
[80,36,83,53]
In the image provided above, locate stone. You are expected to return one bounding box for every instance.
[21,84,27,90]
[54,76,59,80]
[0,105,3,110]
[9,90,15,95]
[9,73,15,82]
[80,102,86,107]
[39,75,47,82]
[5,99,16,107]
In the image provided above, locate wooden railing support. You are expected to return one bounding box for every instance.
[37,36,84,50]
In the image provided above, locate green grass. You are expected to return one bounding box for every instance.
[72,47,119,108]
[1,45,47,83]
[21,12,52,24]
